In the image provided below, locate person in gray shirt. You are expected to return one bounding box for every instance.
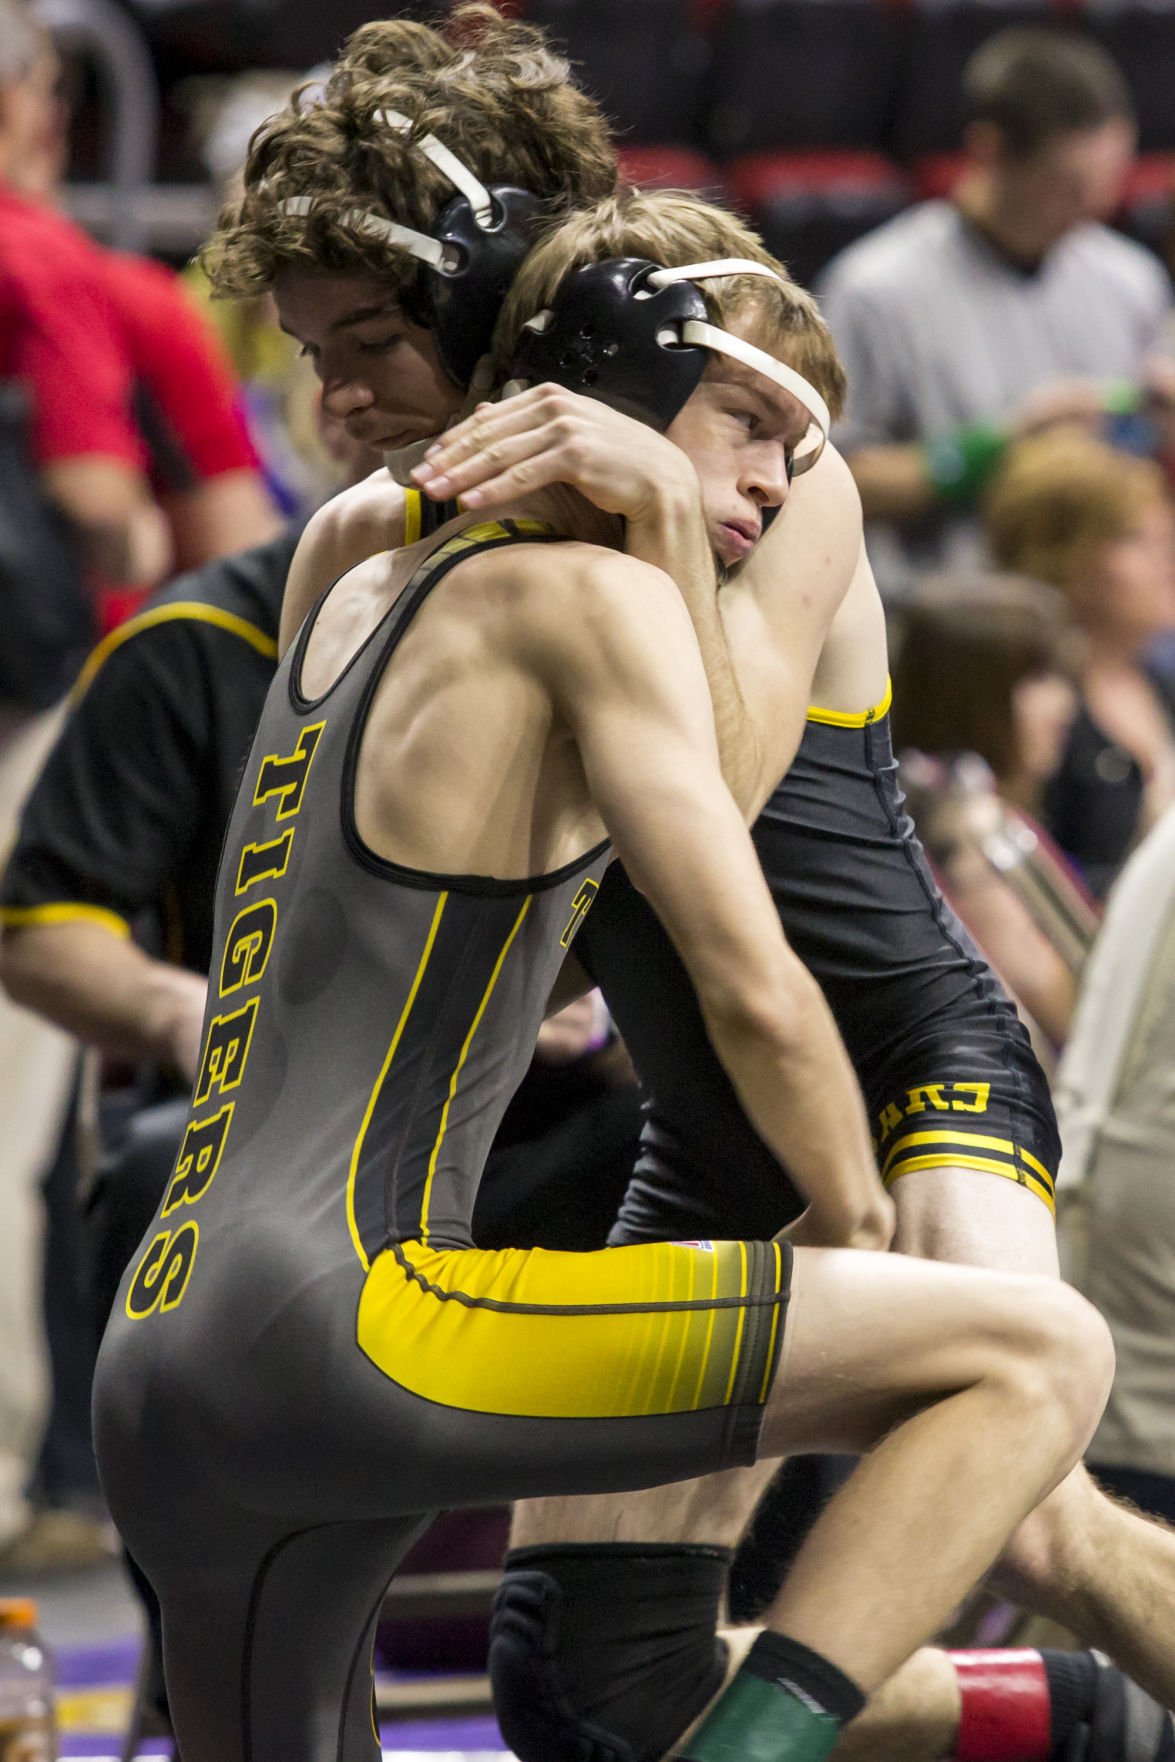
[819,27,1173,587]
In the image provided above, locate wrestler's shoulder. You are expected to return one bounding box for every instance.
[281,471,409,650]
[300,470,409,576]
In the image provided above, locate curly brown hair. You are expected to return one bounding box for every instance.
[492,190,848,419]
[203,4,616,302]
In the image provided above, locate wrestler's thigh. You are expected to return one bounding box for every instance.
[510,1459,779,1549]
[892,1167,1060,1277]
[760,1246,1055,1458]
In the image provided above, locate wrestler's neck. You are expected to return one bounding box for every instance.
[495,482,625,555]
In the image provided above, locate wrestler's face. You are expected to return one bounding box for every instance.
[665,319,812,571]
[274,269,466,454]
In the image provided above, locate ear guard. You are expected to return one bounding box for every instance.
[281,109,545,388]
[509,256,831,476]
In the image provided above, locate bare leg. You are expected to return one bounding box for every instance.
[751,1246,1111,1692]
[511,1461,779,1551]
[897,1168,1175,1706]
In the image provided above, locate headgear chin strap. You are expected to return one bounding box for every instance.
[509,256,829,477]
[279,109,545,388]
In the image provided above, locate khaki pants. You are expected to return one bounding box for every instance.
[0,704,76,1544]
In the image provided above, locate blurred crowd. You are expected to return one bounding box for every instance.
[1,0,1174,1655]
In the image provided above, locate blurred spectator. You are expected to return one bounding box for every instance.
[987,428,1175,893]
[819,27,1172,590]
[892,574,1097,1050]
[1055,804,1175,1524]
[5,1,283,605]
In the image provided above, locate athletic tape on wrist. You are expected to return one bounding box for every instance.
[950,1649,1051,1762]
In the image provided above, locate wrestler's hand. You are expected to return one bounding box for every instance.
[410,384,700,525]
[784,1189,895,1253]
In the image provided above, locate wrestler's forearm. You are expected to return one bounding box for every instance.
[625,484,762,817]
[0,921,205,1081]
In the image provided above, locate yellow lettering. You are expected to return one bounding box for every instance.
[236,830,294,896]
[252,723,325,822]
[877,1102,904,1141]
[126,1223,200,1319]
[950,1082,991,1114]
[220,899,278,997]
[560,878,600,950]
[162,1106,234,1216]
[194,999,259,1106]
[904,1084,949,1115]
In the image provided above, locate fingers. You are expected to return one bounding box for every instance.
[412,420,567,506]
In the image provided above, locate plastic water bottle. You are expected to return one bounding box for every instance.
[0,1600,54,1761]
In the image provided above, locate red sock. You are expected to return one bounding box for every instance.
[949,1650,1052,1762]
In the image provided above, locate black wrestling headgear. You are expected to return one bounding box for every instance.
[282,109,545,388]
[507,255,831,472]
[511,258,710,433]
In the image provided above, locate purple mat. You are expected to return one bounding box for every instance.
[56,1637,510,1759]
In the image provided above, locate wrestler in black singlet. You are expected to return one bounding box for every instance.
[576,692,1059,1248]
[92,522,791,1762]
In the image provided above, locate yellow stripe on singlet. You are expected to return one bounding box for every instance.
[806,677,893,728]
[880,1127,1056,1202]
[419,896,533,1243]
[403,487,423,547]
[723,1241,751,1404]
[346,892,449,1270]
[759,1241,785,1404]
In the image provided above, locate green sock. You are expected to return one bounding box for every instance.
[680,1633,864,1762]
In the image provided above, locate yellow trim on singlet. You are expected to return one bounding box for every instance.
[880,1126,1037,1183]
[357,1237,777,1419]
[806,677,893,728]
[346,892,449,1271]
[759,1241,785,1403]
[885,1152,1055,1214]
[723,1241,751,1404]
[0,901,132,939]
[420,896,532,1243]
[73,604,278,700]
[403,487,423,547]
[880,1127,1056,1204]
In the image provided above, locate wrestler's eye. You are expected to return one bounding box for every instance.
[357,333,404,355]
[725,405,758,435]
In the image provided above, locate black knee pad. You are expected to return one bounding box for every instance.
[489,1543,730,1762]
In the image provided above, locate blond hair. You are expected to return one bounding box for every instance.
[986,428,1168,590]
[492,189,847,418]
[204,3,616,301]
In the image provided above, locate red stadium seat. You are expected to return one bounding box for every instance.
[706,0,909,158]
[1116,154,1175,261]
[617,145,726,196]
[726,150,913,285]
[911,152,966,199]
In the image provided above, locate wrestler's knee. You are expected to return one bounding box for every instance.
[489,1544,730,1762]
[995,1280,1113,1466]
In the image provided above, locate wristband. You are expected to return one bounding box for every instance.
[923,422,1009,507]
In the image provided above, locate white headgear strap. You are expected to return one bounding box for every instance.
[279,111,495,272]
[648,258,830,474]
